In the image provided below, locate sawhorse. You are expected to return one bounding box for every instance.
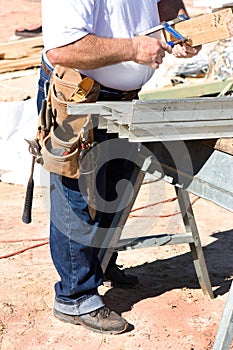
[98,163,214,299]
[67,99,233,297]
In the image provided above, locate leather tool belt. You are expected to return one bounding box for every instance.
[37,65,100,179]
[37,64,140,179]
[25,63,140,220]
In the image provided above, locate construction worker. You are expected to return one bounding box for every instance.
[37,0,201,334]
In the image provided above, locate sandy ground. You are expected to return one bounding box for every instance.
[1,181,233,350]
[1,1,233,350]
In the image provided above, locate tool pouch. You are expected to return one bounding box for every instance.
[37,64,100,179]
[42,127,82,178]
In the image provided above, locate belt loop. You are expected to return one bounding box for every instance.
[44,80,50,98]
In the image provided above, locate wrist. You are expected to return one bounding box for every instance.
[131,37,139,62]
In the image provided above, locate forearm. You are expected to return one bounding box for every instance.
[46,33,172,71]
[47,34,135,69]
[158,0,188,22]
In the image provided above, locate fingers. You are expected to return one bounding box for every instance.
[151,42,172,68]
[150,51,165,69]
[161,41,173,55]
[132,36,173,69]
[172,43,202,58]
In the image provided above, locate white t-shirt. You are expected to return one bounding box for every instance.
[42,0,161,90]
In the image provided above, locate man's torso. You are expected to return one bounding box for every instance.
[42,0,161,90]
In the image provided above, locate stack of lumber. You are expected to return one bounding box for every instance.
[68,98,233,142]
[0,36,43,74]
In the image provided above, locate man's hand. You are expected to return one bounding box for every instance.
[172,43,202,59]
[132,36,172,70]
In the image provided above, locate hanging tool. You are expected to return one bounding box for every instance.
[22,138,42,224]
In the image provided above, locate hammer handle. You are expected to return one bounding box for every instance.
[22,156,35,224]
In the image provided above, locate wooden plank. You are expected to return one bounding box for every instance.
[132,97,233,123]
[67,101,133,116]
[69,97,233,121]
[201,138,233,155]
[106,120,121,134]
[117,233,194,249]
[164,8,233,47]
[118,125,129,138]
[139,78,233,100]
[96,97,233,124]
[0,55,41,73]
[175,188,214,299]
[215,137,233,154]
[128,120,233,141]
[0,37,43,73]
[0,36,43,59]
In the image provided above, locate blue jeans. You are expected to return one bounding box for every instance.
[37,56,136,315]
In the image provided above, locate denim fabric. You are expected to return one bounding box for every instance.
[36,58,52,113]
[37,55,137,315]
[54,294,104,316]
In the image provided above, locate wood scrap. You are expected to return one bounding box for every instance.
[164,8,233,47]
[215,137,233,154]
[0,56,42,74]
[139,77,233,100]
[0,36,43,73]
[0,36,43,58]
[201,138,233,155]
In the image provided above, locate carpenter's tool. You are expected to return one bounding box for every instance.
[136,14,189,47]
[166,39,187,48]
[22,138,42,224]
[136,14,188,36]
[162,21,188,47]
[24,138,42,162]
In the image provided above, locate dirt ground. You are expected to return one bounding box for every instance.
[1,1,233,350]
[1,181,233,350]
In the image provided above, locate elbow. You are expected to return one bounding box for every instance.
[46,48,63,67]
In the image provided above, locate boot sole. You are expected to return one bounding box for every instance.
[53,309,128,335]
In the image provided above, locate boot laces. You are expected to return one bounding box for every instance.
[91,306,110,319]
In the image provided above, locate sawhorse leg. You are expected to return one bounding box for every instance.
[175,187,214,299]
[213,280,233,350]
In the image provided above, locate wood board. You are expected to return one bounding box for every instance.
[67,97,233,141]
[164,8,233,47]
[139,78,233,100]
[0,36,43,73]
[202,138,233,155]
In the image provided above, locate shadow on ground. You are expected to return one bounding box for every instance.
[103,229,233,314]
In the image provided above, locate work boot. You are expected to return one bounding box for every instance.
[104,264,139,288]
[54,306,128,334]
